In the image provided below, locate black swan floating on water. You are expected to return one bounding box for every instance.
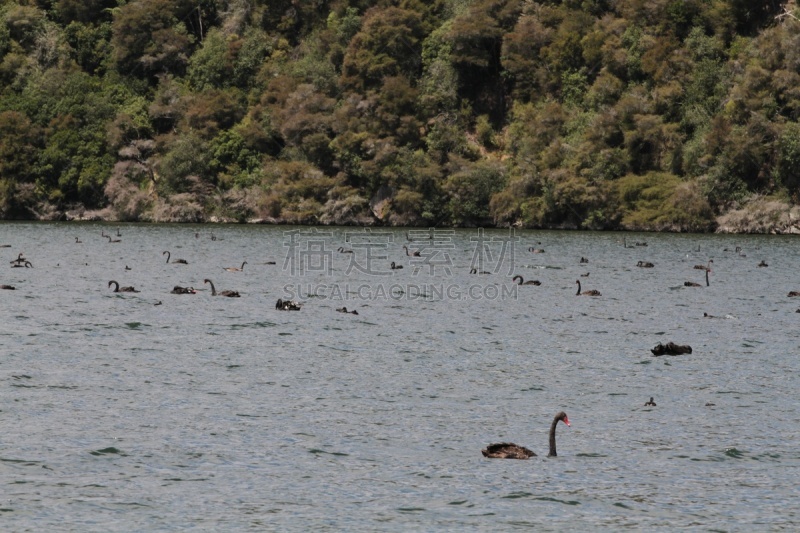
[223,261,247,272]
[637,261,654,268]
[108,280,139,293]
[170,286,196,294]
[685,269,710,287]
[336,307,359,315]
[276,298,301,311]
[513,275,541,285]
[9,253,27,265]
[391,261,403,270]
[163,251,188,264]
[403,245,421,257]
[645,397,656,406]
[482,411,570,459]
[204,279,240,297]
[651,342,692,356]
[575,279,600,296]
[694,259,713,271]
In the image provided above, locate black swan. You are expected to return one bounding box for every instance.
[223,261,247,272]
[403,245,421,257]
[1,284,15,290]
[693,259,713,271]
[685,269,710,287]
[9,253,26,265]
[580,257,588,263]
[108,280,139,293]
[788,291,800,297]
[482,411,570,459]
[170,286,196,294]
[163,251,188,264]
[637,261,655,268]
[11,261,33,268]
[338,246,354,254]
[575,280,600,296]
[758,260,768,267]
[651,342,692,356]
[528,247,545,253]
[204,279,240,297]
[513,275,541,286]
[470,268,490,274]
[391,262,403,270]
[105,235,121,243]
[645,397,656,406]
[336,307,359,315]
[276,298,301,310]
[75,237,82,243]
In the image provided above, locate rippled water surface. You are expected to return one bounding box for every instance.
[2,222,800,531]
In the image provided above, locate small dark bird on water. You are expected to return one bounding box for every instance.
[645,397,656,406]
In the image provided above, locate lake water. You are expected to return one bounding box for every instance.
[2,222,799,531]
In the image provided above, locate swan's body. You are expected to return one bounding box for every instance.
[482,411,570,459]
[170,286,196,294]
[580,257,588,263]
[694,259,713,271]
[758,260,768,267]
[11,261,32,268]
[1,284,15,290]
[645,397,656,406]
[651,342,692,356]
[403,245,421,257]
[223,261,247,272]
[637,261,654,268]
[391,262,403,270]
[470,268,489,274]
[528,247,545,253]
[276,298,301,310]
[106,235,121,243]
[108,280,139,293]
[163,251,188,264]
[513,275,540,285]
[336,307,359,315]
[788,291,800,297]
[685,269,710,287]
[338,247,354,254]
[204,279,240,297]
[9,253,26,265]
[575,280,600,296]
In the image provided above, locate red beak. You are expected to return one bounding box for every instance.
[563,416,571,427]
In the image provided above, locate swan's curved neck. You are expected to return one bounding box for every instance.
[575,281,581,295]
[548,416,560,457]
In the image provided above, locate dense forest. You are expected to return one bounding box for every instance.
[1,0,799,231]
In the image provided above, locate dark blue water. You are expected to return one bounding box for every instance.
[2,223,799,530]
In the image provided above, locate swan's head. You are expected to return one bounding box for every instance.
[555,411,570,426]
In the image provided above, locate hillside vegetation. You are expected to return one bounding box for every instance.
[1,0,799,231]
